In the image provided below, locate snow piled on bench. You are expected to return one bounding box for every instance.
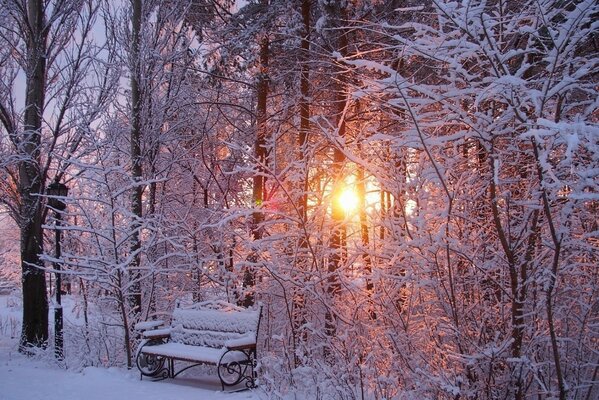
[166,301,259,348]
[134,320,164,331]
[171,327,253,348]
[141,342,248,364]
[172,301,259,334]
[143,328,171,339]
[224,335,256,349]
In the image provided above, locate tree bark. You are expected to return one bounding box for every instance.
[291,0,312,365]
[325,0,349,342]
[298,0,311,223]
[243,1,270,307]
[129,0,143,313]
[357,162,374,298]
[19,0,49,351]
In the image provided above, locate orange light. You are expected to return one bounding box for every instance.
[337,187,359,213]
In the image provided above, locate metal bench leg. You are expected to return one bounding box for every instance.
[169,358,175,378]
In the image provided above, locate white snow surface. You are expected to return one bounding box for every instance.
[0,295,263,400]
[224,334,256,349]
[135,320,165,331]
[168,302,259,348]
[172,307,259,333]
[141,342,247,364]
[170,327,250,347]
[142,327,171,338]
[0,353,260,400]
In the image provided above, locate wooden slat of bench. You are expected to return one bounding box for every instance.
[141,342,248,365]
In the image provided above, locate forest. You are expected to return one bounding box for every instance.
[0,0,597,399]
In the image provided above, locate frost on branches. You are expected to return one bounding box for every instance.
[336,1,598,399]
[0,0,596,399]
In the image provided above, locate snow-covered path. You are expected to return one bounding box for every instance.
[0,346,262,400]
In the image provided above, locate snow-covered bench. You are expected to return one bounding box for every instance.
[135,301,262,390]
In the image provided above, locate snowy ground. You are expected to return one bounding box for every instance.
[0,294,264,400]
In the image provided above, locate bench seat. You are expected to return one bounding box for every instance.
[141,342,249,364]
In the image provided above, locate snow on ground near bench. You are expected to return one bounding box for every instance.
[0,294,263,400]
[0,351,261,400]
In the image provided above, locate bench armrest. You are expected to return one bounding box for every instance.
[224,335,256,350]
[135,320,165,331]
[143,327,172,340]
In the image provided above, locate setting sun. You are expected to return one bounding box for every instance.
[337,187,359,213]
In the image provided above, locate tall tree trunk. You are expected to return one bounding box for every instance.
[356,162,374,310]
[129,0,143,313]
[354,98,374,317]
[325,1,348,343]
[116,270,133,368]
[531,138,566,400]
[489,146,527,400]
[298,0,310,223]
[291,0,312,366]
[19,0,49,351]
[243,2,270,307]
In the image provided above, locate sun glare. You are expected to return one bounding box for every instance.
[337,187,359,213]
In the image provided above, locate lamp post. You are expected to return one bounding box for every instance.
[47,180,68,360]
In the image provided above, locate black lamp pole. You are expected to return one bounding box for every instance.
[47,180,68,360]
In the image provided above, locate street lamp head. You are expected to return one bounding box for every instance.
[47,180,69,211]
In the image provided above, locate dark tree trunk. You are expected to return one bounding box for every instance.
[243,3,270,307]
[298,0,311,223]
[325,1,348,341]
[129,0,143,313]
[252,33,268,238]
[19,0,49,352]
[356,162,374,302]
[291,0,312,366]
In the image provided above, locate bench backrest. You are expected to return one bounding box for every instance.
[170,300,261,348]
